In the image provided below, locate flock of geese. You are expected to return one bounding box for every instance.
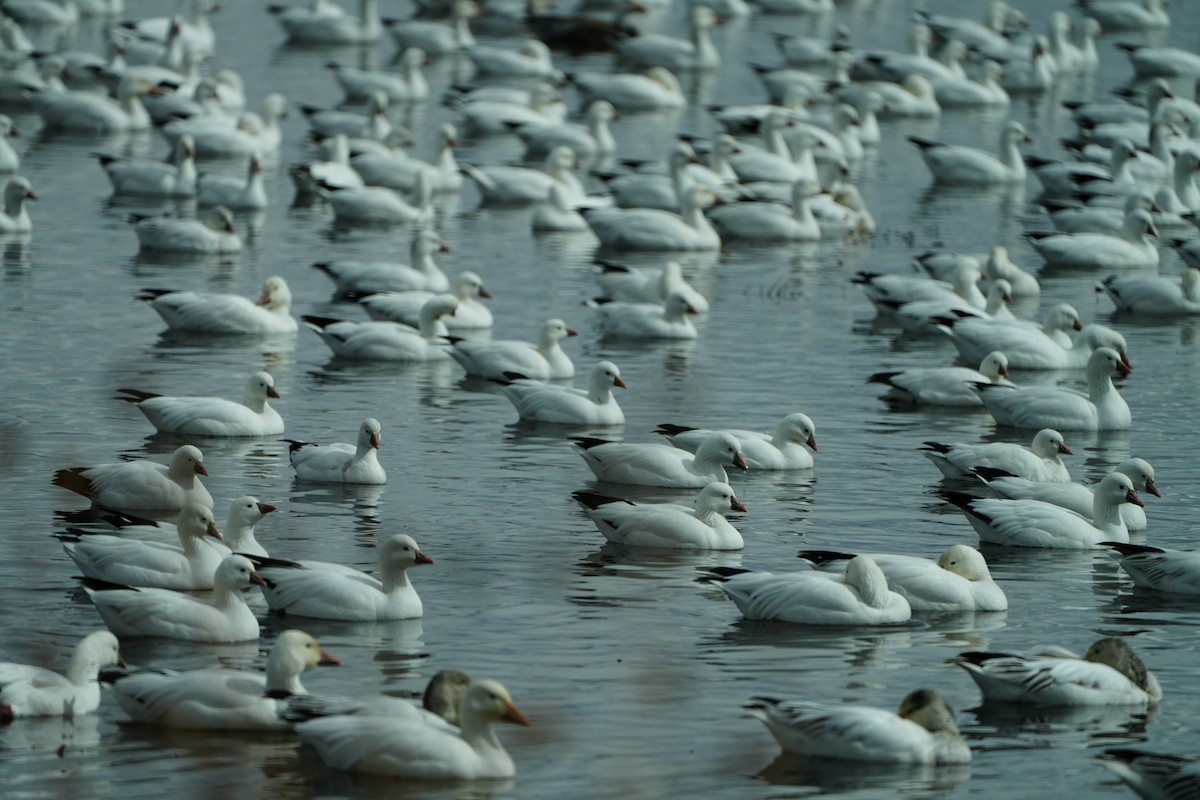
[0,0,1198,794]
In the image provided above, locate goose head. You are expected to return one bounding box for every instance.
[176,503,222,542]
[1030,429,1071,459]
[979,351,1009,380]
[257,276,292,311]
[358,418,383,451]
[169,444,208,478]
[695,481,747,515]
[936,544,993,582]
[247,370,281,402]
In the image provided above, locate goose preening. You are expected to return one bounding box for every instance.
[652,412,817,470]
[53,444,213,512]
[869,351,1011,407]
[921,429,1073,482]
[571,482,746,550]
[286,419,387,485]
[744,689,971,764]
[140,276,297,335]
[572,431,747,487]
[0,631,122,722]
[496,360,626,425]
[115,372,284,437]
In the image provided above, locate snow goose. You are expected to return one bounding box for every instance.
[2,0,78,26]
[314,228,450,296]
[29,75,158,133]
[909,120,1030,185]
[384,0,476,55]
[0,116,18,174]
[98,496,277,558]
[1118,43,1200,78]
[323,168,436,227]
[161,95,288,160]
[939,472,1143,548]
[726,112,814,185]
[271,0,382,44]
[249,534,431,621]
[129,206,240,254]
[468,39,557,79]
[999,37,1058,94]
[700,556,912,625]
[854,259,985,312]
[604,141,699,212]
[569,67,686,113]
[932,59,1009,107]
[848,23,943,83]
[869,351,1011,407]
[197,156,267,210]
[1029,138,1141,198]
[446,318,576,380]
[0,176,35,235]
[594,260,708,313]
[279,669,472,727]
[1100,269,1200,315]
[533,183,590,232]
[976,456,1158,531]
[581,185,721,251]
[953,637,1161,705]
[327,48,428,102]
[497,360,625,425]
[572,482,746,549]
[888,278,1014,335]
[1046,192,1157,237]
[1099,749,1200,798]
[708,178,821,242]
[513,100,616,162]
[1028,209,1158,271]
[1087,0,1169,31]
[303,297,455,362]
[123,0,216,53]
[0,632,122,722]
[458,81,566,134]
[589,292,698,339]
[974,347,1131,431]
[857,74,941,118]
[105,630,338,730]
[360,272,492,330]
[461,145,586,206]
[937,316,1129,371]
[616,6,719,71]
[744,689,969,764]
[1103,542,1200,594]
[287,418,386,485]
[82,555,264,642]
[115,371,284,437]
[301,92,391,141]
[95,135,195,198]
[295,679,529,779]
[60,503,225,591]
[800,544,1006,613]
[52,444,213,512]
[349,123,459,194]
[652,412,816,470]
[140,276,297,335]
[709,84,811,135]
[920,428,1073,482]
[572,431,747,487]
[985,245,1040,296]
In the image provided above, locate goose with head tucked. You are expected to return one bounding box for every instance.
[446,318,576,381]
[976,456,1159,531]
[800,544,1006,612]
[920,428,1073,482]
[953,637,1161,705]
[360,272,492,330]
[287,418,386,485]
[974,347,1132,431]
[1028,208,1158,271]
[129,206,240,254]
[594,260,708,313]
[938,316,1128,371]
[581,185,721,251]
[1100,269,1200,315]
[115,371,284,437]
[870,351,1012,407]
[82,555,265,642]
[571,482,746,550]
[313,227,450,296]
[140,276,297,335]
[302,296,456,362]
[53,444,213,512]
[700,556,912,625]
[96,135,195,198]
[744,689,969,764]
[272,0,382,44]
[909,120,1030,185]
[569,67,686,113]
[0,631,123,723]
[295,679,529,779]
[248,534,431,621]
[572,431,747,487]
[940,472,1143,548]
[104,629,339,730]
[653,412,817,470]
[497,360,625,425]
[589,292,699,339]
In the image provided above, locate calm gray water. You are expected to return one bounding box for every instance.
[2,0,1200,797]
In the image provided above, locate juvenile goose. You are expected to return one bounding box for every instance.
[571,482,746,550]
[115,371,284,437]
[286,419,386,485]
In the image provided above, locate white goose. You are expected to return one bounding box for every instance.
[932,59,1009,107]
[360,272,492,330]
[162,94,288,159]
[278,669,472,727]
[60,504,225,591]
[295,680,529,779]
[462,145,593,207]
[953,637,1161,705]
[498,360,626,425]
[116,371,284,437]
[287,418,386,485]
[459,81,565,134]
[908,120,1030,185]
[533,183,590,232]
[514,100,617,162]
[328,48,428,102]
[350,123,460,194]
[0,116,19,174]
[569,67,686,113]
[589,292,699,339]
[1104,542,1200,594]
[1100,269,1200,315]
[271,0,382,44]
[700,556,912,625]
[605,142,699,212]
[249,533,432,621]
[30,76,157,133]
[0,632,122,722]
[889,278,1014,335]
[0,177,35,234]
[594,260,708,313]
[1100,749,1200,798]
[572,431,748,488]
[468,39,558,79]
[52,444,213,512]
[940,472,1143,548]
[854,259,985,313]
[1088,0,1169,31]
[323,169,436,227]
[313,228,450,296]
[446,318,576,381]
[140,276,297,335]
[974,347,1132,431]
[976,456,1159,531]
[800,544,1007,612]
[938,318,1128,371]
[984,245,1040,296]
[709,178,822,242]
[105,630,340,730]
[652,412,817,470]
[384,0,476,55]
[1028,209,1158,270]
[96,135,196,198]
[197,156,267,210]
[98,496,278,558]
[869,351,1011,407]
[616,6,720,71]
[571,482,745,550]
[581,185,721,251]
[302,296,455,361]
[129,206,241,254]
[920,428,1073,482]
[744,690,970,765]
[82,555,265,642]
[302,92,392,141]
